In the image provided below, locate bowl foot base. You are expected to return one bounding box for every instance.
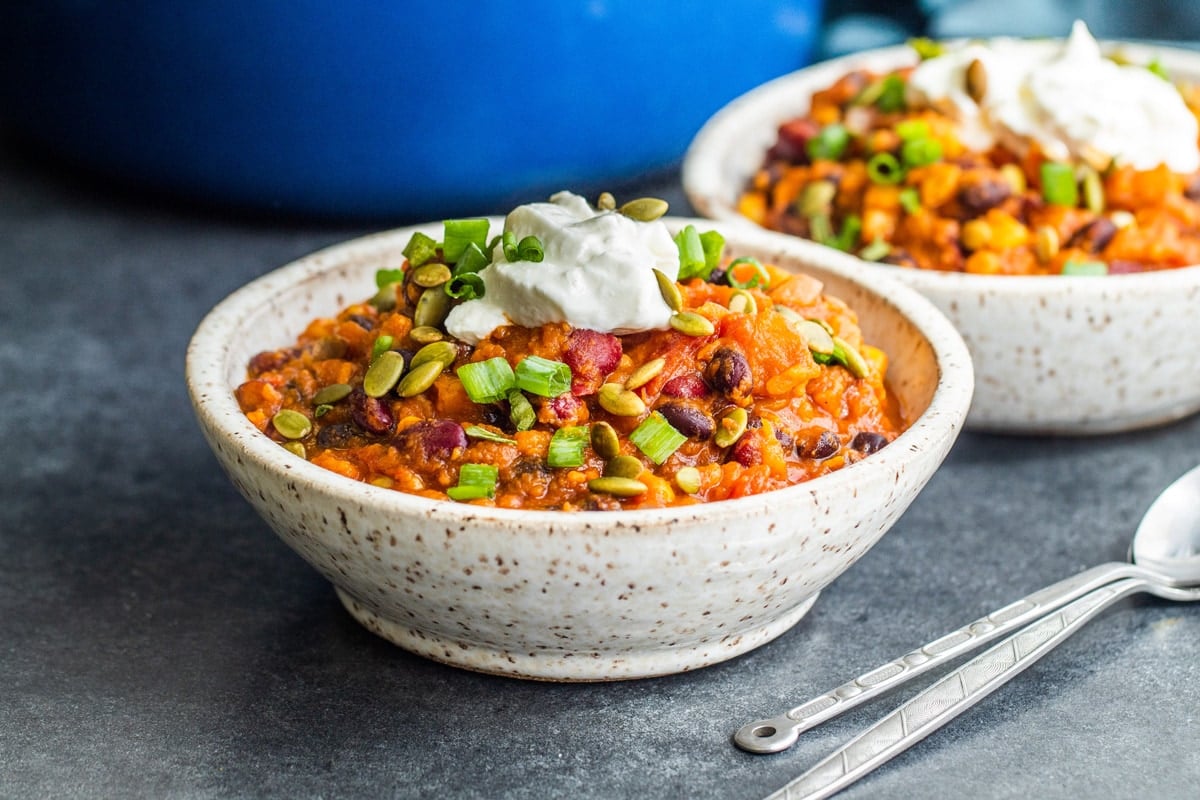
[335,588,820,682]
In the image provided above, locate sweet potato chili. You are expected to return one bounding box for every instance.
[738,44,1200,275]
[237,197,905,510]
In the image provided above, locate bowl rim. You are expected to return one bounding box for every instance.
[186,216,973,530]
[682,36,1200,292]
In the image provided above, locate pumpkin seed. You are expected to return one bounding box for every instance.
[625,357,665,390]
[411,262,452,288]
[409,325,444,344]
[590,421,621,459]
[797,180,836,218]
[395,358,444,397]
[713,407,748,448]
[282,441,307,458]
[370,283,399,311]
[370,476,394,489]
[965,57,987,102]
[272,409,313,440]
[1081,166,1105,213]
[598,382,646,417]
[413,286,452,329]
[312,382,352,405]
[363,350,406,397]
[797,318,835,355]
[669,311,715,337]
[587,476,648,497]
[597,191,616,211]
[1034,225,1059,263]
[314,404,333,417]
[653,268,683,311]
[603,454,644,479]
[727,290,757,315]
[618,197,669,222]
[674,466,702,494]
[833,337,870,379]
[410,340,458,370]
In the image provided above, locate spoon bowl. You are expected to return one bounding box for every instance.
[1131,464,1200,583]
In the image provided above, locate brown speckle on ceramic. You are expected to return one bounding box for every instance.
[682,38,1200,435]
[185,219,972,681]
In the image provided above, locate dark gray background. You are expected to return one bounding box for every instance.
[2,139,1198,799]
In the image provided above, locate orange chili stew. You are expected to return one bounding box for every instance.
[739,58,1200,275]
[237,230,905,510]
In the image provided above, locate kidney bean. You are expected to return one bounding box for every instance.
[703,347,752,403]
[345,313,376,331]
[247,348,294,376]
[564,329,622,395]
[478,403,515,433]
[1108,259,1144,275]
[349,387,395,435]
[656,402,714,439]
[395,419,467,457]
[544,393,588,427]
[729,434,761,466]
[957,176,1011,215]
[316,422,363,449]
[807,431,841,460]
[850,431,890,455]
[661,374,710,399]
[773,428,795,454]
[1066,217,1117,253]
[768,118,819,163]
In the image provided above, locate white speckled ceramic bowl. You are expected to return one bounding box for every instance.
[186,218,972,681]
[683,40,1200,434]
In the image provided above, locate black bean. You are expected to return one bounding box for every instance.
[774,428,795,454]
[807,431,840,460]
[703,347,752,402]
[1066,218,1117,253]
[957,177,1011,215]
[850,431,890,455]
[478,404,515,434]
[346,314,376,331]
[349,387,395,435]
[656,402,714,439]
[1186,174,1200,202]
[316,422,362,449]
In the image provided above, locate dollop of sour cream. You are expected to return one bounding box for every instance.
[907,20,1199,173]
[443,191,681,345]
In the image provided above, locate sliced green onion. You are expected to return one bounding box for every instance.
[629,412,686,465]
[674,224,706,280]
[1040,162,1079,206]
[901,137,943,168]
[375,267,406,289]
[457,357,517,403]
[442,218,490,264]
[445,273,485,301]
[547,425,590,468]
[895,119,930,141]
[453,241,490,275]
[898,187,921,214]
[809,214,834,245]
[909,37,945,60]
[806,123,850,162]
[1061,259,1109,276]
[464,425,516,444]
[502,230,519,261]
[1147,57,1169,81]
[832,215,862,252]
[370,334,394,362]
[401,232,438,268]
[867,152,904,185]
[507,389,536,431]
[515,355,572,397]
[726,257,770,290]
[516,235,544,262]
[698,229,726,280]
[859,238,891,262]
[875,74,907,112]
[447,463,499,501]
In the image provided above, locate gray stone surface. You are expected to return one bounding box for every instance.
[2,139,1198,799]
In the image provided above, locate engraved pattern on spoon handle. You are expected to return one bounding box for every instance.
[764,578,1145,800]
[735,562,1137,753]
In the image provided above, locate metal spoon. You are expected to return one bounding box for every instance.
[755,463,1200,799]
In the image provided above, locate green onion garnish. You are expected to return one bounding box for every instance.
[895,119,930,141]
[515,355,572,397]
[806,123,850,162]
[517,235,544,262]
[502,230,519,261]
[898,187,921,214]
[867,152,904,185]
[457,357,517,403]
[909,37,945,60]
[810,214,834,245]
[442,219,490,264]
[875,74,907,112]
[901,137,943,168]
[1061,260,1109,276]
[507,389,536,432]
[699,229,726,280]
[629,412,686,465]
[726,257,770,290]
[447,463,499,501]
[674,224,706,280]
[1147,58,1169,81]
[375,267,405,289]
[401,232,438,268]
[1040,162,1079,206]
[370,334,394,362]
[464,425,516,444]
[454,241,490,275]
[859,237,891,262]
[831,215,862,252]
[547,425,590,468]
[445,273,485,301]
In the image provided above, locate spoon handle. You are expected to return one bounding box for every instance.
[735,562,1137,753]
[763,576,1145,800]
